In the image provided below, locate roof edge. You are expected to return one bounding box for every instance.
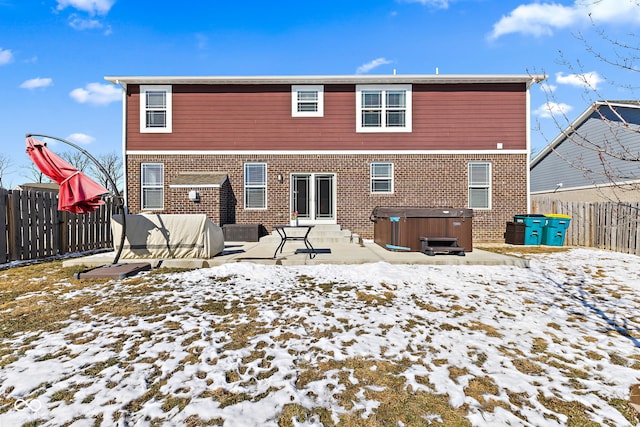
[530,100,640,168]
[105,73,546,87]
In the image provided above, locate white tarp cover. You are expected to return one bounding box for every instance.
[111,214,225,259]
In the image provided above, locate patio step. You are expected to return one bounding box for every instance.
[259,224,358,245]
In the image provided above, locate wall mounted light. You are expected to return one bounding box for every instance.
[277,173,284,184]
[188,190,200,202]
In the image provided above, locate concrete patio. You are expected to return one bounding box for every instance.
[62,239,530,270]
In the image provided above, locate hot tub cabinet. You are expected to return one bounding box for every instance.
[371,207,474,253]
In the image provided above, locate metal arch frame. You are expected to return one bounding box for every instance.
[26,133,126,264]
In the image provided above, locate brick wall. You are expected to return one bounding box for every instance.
[127,153,528,242]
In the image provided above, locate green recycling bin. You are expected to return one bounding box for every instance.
[542,214,571,246]
[513,214,547,245]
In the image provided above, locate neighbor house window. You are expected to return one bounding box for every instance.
[356,85,412,132]
[468,162,491,209]
[140,85,172,133]
[141,163,164,210]
[292,85,324,117]
[370,162,394,193]
[244,163,267,209]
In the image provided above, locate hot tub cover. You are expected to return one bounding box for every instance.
[371,207,473,219]
[111,214,224,259]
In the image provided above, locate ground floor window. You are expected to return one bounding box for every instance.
[370,162,394,193]
[244,162,267,209]
[141,163,164,210]
[468,162,491,209]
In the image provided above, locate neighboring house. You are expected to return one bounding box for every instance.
[531,101,640,202]
[14,183,60,193]
[105,74,543,242]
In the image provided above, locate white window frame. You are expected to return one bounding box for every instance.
[140,85,172,133]
[468,162,492,210]
[370,162,394,194]
[244,162,267,209]
[141,163,164,210]
[356,84,412,133]
[292,85,324,117]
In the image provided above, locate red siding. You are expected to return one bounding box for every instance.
[126,83,527,152]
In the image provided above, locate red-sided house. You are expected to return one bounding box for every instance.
[104,74,543,242]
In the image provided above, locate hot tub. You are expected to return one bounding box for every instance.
[370,207,473,252]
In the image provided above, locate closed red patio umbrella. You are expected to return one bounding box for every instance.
[26,137,110,214]
[24,133,144,274]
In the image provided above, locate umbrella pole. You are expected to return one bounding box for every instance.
[26,133,126,264]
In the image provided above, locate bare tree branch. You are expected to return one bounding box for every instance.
[0,153,13,189]
[536,2,640,203]
[22,162,49,184]
[90,152,123,192]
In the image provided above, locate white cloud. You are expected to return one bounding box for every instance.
[20,77,53,90]
[489,0,640,40]
[70,83,121,105]
[489,3,580,40]
[67,133,95,145]
[56,0,115,15]
[399,0,450,8]
[0,48,13,65]
[69,15,103,30]
[556,71,604,89]
[534,101,573,119]
[356,57,393,74]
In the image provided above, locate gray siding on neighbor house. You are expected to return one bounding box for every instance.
[531,106,640,193]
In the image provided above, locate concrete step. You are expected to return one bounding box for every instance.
[260,224,358,244]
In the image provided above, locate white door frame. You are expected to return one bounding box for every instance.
[290,172,337,225]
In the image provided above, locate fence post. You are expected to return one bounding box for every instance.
[0,189,8,263]
[58,210,68,255]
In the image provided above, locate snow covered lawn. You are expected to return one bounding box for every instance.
[1,248,639,426]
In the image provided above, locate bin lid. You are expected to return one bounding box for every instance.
[545,214,571,218]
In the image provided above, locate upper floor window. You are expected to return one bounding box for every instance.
[140,85,172,133]
[141,163,164,210]
[244,162,267,209]
[292,85,324,117]
[468,162,491,210]
[356,84,412,132]
[370,162,394,193]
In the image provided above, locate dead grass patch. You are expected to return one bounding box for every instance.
[466,320,502,338]
[477,245,570,258]
[355,290,396,306]
[464,375,501,407]
[295,357,471,426]
[537,392,600,426]
[512,358,546,376]
[449,366,470,382]
[532,337,548,353]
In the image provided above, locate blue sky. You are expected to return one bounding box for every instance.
[1,0,639,187]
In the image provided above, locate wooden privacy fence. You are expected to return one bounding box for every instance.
[0,188,115,264]
[532,198,640,256]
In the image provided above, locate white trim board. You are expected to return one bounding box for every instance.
[127,149,528,156]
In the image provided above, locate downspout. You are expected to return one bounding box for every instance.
[117,80,128,209]
[526,80,532,214]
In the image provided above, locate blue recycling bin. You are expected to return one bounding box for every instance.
[513,214,547,245]
[542,214,571,246]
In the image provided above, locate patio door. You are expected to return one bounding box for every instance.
[291,173,336,224]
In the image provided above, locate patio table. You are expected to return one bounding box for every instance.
[273,225,316,259]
